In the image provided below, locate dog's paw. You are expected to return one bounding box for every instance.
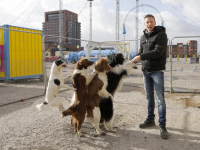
[127,60,132,65]
[59,107,65,112]
[80,134,85,137]
[93,70,98,74]
[101,131,107,136]
[111,129,117,133]
[73,88,77,91]
[78,133,85,137]
[132,63,138,69]
[109,94,114,100]
[92,69,98,74]
[93,134,98,137]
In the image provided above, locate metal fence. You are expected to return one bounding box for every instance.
[119,38,200,93]
[0,27,45,106]
[43,36,200,93]
[168,36,200,93]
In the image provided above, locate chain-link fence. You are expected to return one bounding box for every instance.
[168,36,200,93]
[0,26,45,106]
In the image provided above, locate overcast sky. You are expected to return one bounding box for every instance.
[0,0,200,53]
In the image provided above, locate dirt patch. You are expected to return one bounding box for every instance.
[165,93,200,108]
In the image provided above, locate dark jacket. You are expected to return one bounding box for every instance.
[137,26,167,73]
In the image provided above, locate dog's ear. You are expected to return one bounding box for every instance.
[77,60,84,69]
[95,61,102,72]
[56,56,61,61]
[94,63,100,72]
[55,56,64,66]
[79,60,84,66]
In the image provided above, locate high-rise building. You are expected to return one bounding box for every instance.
[42,10,84,53]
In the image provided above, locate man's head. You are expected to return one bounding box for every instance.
[144,14,156,32]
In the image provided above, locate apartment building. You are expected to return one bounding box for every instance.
[42,10,84,53]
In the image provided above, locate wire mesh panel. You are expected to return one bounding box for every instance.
[0,27,44,106]
[169,37,200,93]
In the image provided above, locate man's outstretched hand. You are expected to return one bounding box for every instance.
[132,55,141,63]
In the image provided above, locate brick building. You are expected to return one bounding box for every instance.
[166,40,197,58]
[187,40,197,57]
[42,10,84,54]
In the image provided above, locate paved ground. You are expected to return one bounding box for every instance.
[0,84,200,150]
[0,61,200,150]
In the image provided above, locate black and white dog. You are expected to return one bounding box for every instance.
[36,57,76,111]
[99,53,137,132]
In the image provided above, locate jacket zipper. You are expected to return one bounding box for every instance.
[145,39,148,63]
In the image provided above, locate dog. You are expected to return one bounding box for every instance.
[86,58,113,136]
[106,53,138,95]
[99,53,138,132]
[61,58,96,137]
[36,56,76,111]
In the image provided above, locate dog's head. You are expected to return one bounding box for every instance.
[107,53,125,68]
[75,58,94,70]
[95,58,112,73]
[54,56,67,67]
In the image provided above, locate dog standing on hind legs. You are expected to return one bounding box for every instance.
[86,58,113,136]
[99,53,138,132]
[61,58,95,137]
[36,57,76,111]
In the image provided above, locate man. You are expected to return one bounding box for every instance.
[132,14,169,139]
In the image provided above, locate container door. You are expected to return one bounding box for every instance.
[0,45,4,72]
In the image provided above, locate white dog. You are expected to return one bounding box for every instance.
[36,57,76,111]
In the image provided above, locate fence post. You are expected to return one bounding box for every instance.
[170,39,173,93]
[42,35,47,95]
[98,43,101,59]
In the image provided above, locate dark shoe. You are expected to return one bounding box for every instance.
[160,126,169,139]
[139,119,155,129]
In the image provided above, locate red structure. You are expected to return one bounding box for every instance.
[187,40,197,57]
[166,40,197,58]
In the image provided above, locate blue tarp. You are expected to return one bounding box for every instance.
[77,49,116,57]
[67,49,137,63]
[130,51,137,59]
[67,51,79,62]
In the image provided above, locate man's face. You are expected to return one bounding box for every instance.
[144,17,156,32]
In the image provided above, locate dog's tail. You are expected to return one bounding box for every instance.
[61,108,73,117]
[36,101,48,111]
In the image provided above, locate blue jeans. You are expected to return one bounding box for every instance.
[143,72,166,126]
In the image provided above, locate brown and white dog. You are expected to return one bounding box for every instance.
[61,58,96,137]
[87,58,113,135]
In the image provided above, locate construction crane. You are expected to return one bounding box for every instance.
[59,0,63,57]
[88,0,94,41]
[135,0,139,52]
[116,0,120,41]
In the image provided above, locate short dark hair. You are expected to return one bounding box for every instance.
[144,14,155,21]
